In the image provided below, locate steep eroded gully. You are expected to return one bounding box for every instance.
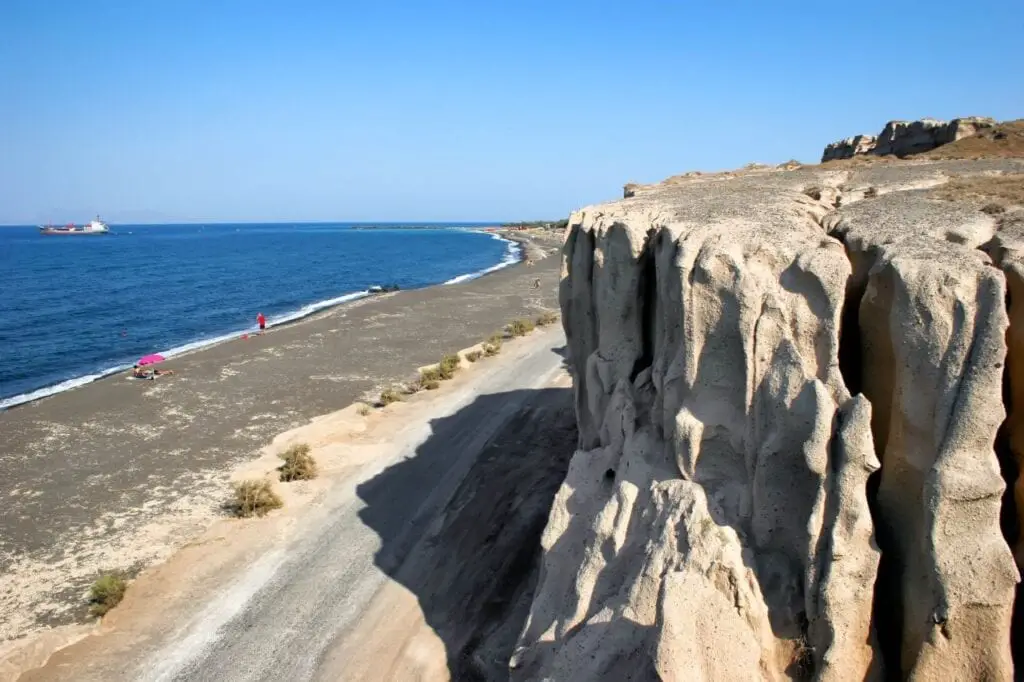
[828,201,1021,678]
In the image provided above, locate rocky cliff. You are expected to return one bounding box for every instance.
[821,117,995,161]
[514,159,1024,680]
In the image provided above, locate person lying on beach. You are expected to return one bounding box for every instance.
[132,365,153,379]
[153,368,175,377]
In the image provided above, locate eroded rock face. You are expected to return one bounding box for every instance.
[515,161,1024,680]
[822,135,878,162]
[821,117,996,161]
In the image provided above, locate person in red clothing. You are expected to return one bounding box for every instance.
[256,312,266,333]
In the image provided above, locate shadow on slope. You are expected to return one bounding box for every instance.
[355,384,577,680]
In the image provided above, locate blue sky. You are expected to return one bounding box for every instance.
[1,1,1022,224]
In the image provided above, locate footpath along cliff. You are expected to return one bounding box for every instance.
[512,123,1024,679]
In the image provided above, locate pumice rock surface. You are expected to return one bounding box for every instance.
[513,152,1024,680]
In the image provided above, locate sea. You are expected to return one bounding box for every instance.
[0,222,519,409]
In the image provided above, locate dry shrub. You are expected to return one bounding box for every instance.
[379,388,403,405]
[982,202,1007,215]
[803,186,822,200]
[438,353,461,379]
[466,350,483,362]
[421,379,440,390]
[483,333,504,356]
[89,573,128,617]
[536,310,559,326]
[279,443,317,482]
[788,636,815,678]
[863,186,878,198]
[357,403,372,416]
[508,318,535,337]
[233,479,283,517]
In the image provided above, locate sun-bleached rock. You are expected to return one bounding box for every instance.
[516,182,883,679]
[822,135,878,162]
[821,117,996,161]
[857,237,1016,679]
[517,160,1024,681]
[983,211,1024,568]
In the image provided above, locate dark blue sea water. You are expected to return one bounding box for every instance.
[0,223,516,408]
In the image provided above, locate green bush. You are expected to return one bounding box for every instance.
[89,573,128,617]
[278,443,317,482]
[233,479,283,517]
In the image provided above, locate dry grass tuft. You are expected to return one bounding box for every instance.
[438,353,461,379]
[466,350,483,362]
[357,403,372,416]
[536,310,559,326]
[982,202,1007,215]
[278,443,317,482]
[89,573,128,617]
[379,388,403,406]
[508,318,535,337]
[863,186,878,198]
[232,479,283,517]
[481,333,505,356]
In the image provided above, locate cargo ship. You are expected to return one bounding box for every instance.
[39,217,110,235]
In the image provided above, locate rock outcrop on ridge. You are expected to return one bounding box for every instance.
[514,158,1024,680]
[821,117,995,162]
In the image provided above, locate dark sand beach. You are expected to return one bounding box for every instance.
[0,231,562,640]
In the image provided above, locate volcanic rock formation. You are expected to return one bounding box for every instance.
[821,117,995,162]
[513,159,1024,680]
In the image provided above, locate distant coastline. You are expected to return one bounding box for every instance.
[0,224,522,410]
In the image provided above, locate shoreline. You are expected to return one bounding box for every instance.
[0,230,525,411]
[0,228,561,647]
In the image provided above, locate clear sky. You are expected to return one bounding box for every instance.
[2,1,1022,224]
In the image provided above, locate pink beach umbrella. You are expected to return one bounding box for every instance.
[137,353,165,366]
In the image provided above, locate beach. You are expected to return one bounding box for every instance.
[0,230,562,644]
